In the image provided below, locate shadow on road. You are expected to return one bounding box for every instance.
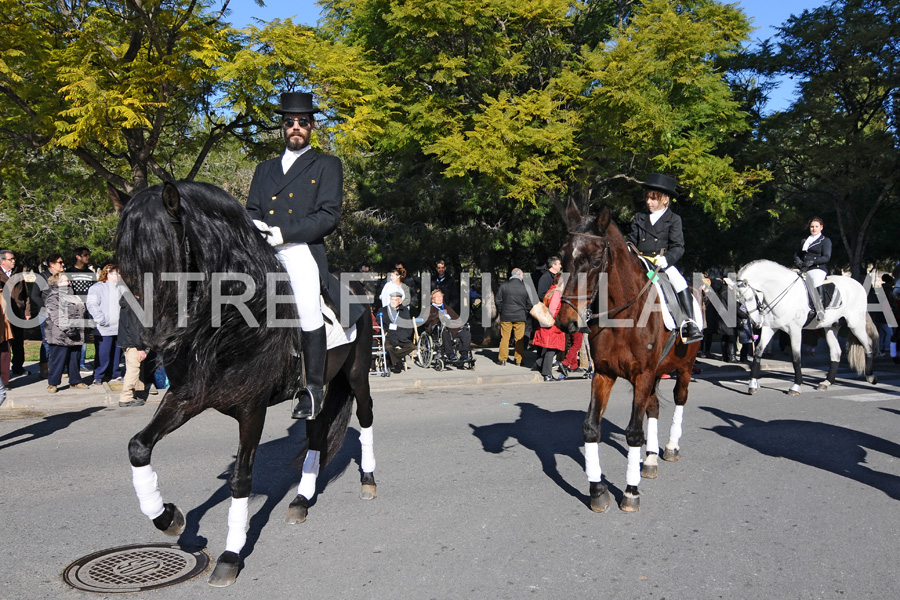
[469,402,629,508]
[702,406,900,500]
[175,419,359,567]
[0,406,105,451]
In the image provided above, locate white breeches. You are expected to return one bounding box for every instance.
[664,265,688,292]
[807,268,826,287]
[276,243,324,331]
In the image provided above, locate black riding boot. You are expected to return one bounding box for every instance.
[293,326,327,420]
[676,290,703,344]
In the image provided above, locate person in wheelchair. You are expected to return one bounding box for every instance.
[379,291,415,373]
[424,289,473,365]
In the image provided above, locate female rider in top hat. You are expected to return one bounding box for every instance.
[625,173,703,343]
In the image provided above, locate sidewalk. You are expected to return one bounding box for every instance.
[2,339,891,412]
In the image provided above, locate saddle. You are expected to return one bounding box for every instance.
[634,253,693,330]
[802,280,842,326]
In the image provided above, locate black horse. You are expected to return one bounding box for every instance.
[112,181,376,586]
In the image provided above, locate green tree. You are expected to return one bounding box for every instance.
[751,0,900,279]
[319,0,769,282]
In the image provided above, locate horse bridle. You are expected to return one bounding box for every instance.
[738,275,803,326]
[559,232,663,328]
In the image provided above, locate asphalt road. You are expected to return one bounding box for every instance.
[3,365,900,600]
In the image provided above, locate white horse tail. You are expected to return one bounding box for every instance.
[847,313,878,375]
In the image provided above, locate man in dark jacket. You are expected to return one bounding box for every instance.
[495,268,535,365]
[537,256,562,300]
[246,91,364,420]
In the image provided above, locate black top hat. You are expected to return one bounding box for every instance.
[274,92,319,115]
[641,173,679,199]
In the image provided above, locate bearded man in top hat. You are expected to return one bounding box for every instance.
[625,173,703,343]
[247,91,344,420]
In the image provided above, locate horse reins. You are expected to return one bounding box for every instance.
[560,231,682,371]
[559,233,665,328]
[741,274,803,325]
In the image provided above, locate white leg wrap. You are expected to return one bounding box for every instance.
[646,417,659,455]
[297,449,320,500]
[584,442,602,482]
[626,446,642,487]
[131,465,165,520]
[224,496,249,554]
[668,405,684,449]
[360,427,376,473]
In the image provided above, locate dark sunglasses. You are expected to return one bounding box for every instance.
[281,116,313,129]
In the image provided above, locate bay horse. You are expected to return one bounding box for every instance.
[726,260,877,395]
[112,181,376,587]
[556,202,700,512]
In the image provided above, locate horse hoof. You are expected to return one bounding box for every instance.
[641,454,658,479]
[152,503,185,536]
[661,447,681,462]
[816,381,831,391]
[208,551,240,587]
[360,484,377,501]
[589,482,611,513]
[619,492,640,512]
[868,375,878,385]
[284,495,308,524]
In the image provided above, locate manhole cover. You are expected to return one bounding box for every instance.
[63,543,210,593]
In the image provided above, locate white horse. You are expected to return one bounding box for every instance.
[726,260,878,395]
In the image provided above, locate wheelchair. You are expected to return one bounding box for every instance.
[414,321,476,371]
[370,311,390,377]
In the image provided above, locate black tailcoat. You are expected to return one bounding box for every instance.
[247,149,365,324]
[625,209,685,266]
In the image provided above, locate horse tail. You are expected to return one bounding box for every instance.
[847,313,879,376]
[318,370,355,468]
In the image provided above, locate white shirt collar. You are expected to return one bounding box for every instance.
[649,207,668,226]
[281,145,311,174]
[802,233,822,251]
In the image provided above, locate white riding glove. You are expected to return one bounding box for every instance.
[252,219,283,246]
[655,255,668,269]
[266,226,283,246]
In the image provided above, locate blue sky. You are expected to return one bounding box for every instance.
[227,0,829,112]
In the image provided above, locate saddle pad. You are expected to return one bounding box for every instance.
[635,256,703,332]
[820,281,842,309]
[321,297,357,350]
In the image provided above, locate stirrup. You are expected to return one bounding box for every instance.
[291,385,323,420]
[680,320,703,344]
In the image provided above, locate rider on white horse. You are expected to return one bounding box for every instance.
[626,173,703,344]
[793,216,832,323]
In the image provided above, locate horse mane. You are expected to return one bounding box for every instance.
[570,206,641,274]
[116,181,298,408]
[737,259,795,283]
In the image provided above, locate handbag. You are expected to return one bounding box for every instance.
[530,301,555,328]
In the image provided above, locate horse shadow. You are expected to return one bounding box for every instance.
[469,402,627,509]
[0,407,105,451]
[176,420,359,561]
[701,406,900,500]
